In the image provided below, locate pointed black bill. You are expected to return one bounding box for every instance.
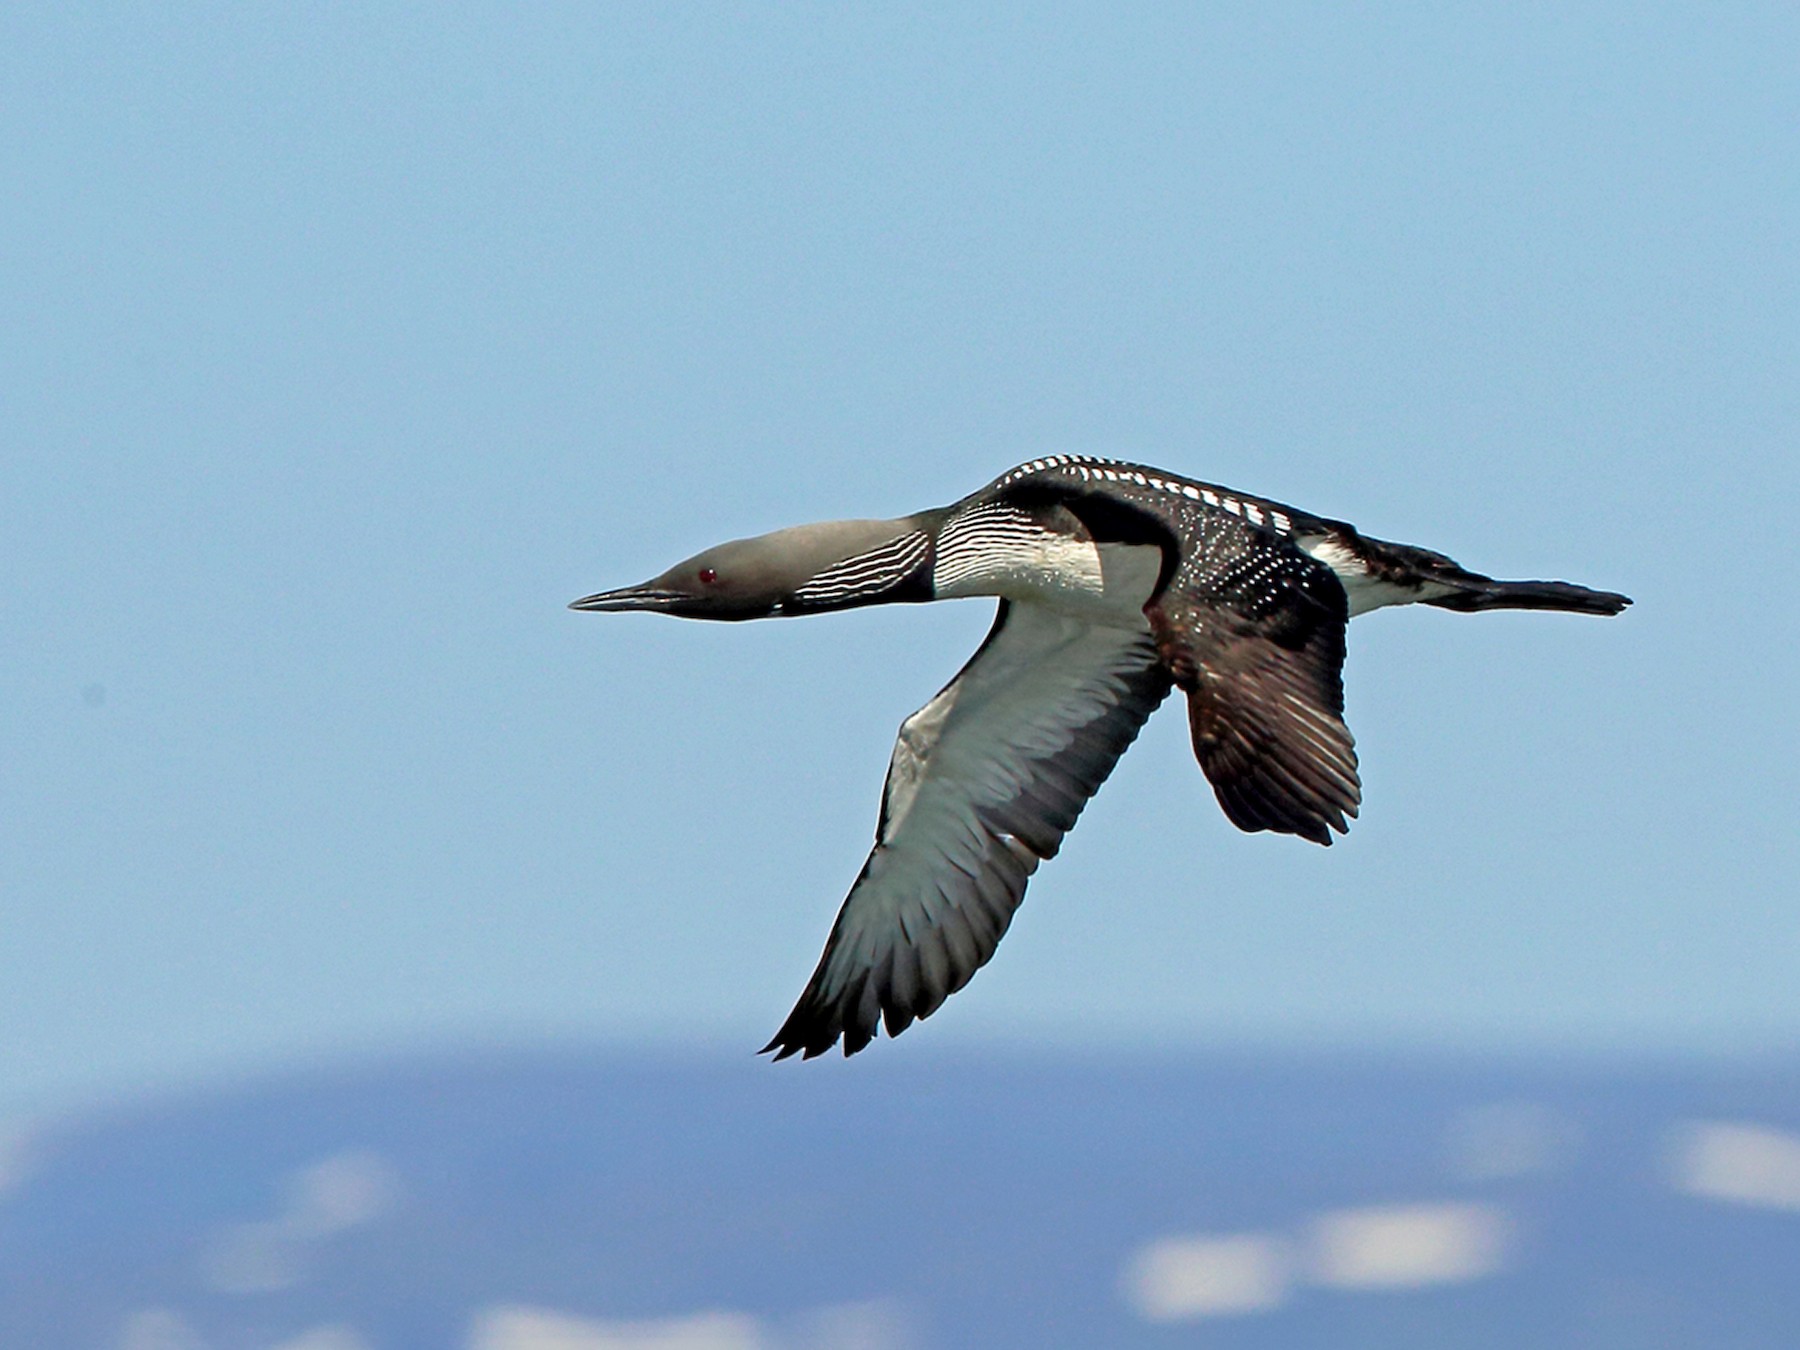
[568,583,686,612]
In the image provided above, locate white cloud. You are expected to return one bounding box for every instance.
[778,1299,913,1350]
[117,1309,206,1350]
[1308,1202,1509,1290]
[198,1148,400,1294]
[1120,1233,1290,1321]
[1445,1101,1578,1181]
[197,1218,305,1294]
[1669,1120,1800,1211]
[285,1150,399,1236]
[269,1328,375,1350]
[467,1307,767,1350]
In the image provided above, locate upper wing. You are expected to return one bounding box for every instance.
[762,603,1172,1059]
[1154,534,1361,845]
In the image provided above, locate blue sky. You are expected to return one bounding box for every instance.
[4,4,1796,1114]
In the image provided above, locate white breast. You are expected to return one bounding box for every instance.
[933,504,1159,627]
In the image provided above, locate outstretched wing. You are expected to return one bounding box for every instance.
[763,603,1172,1059]
[1154,533,1361,845]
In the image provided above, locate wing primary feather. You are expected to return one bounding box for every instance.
[761,603,1172,1059]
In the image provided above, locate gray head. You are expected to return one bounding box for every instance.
[570,516,937,620]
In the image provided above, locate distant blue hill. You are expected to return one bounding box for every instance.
[5,1047,1800,1349]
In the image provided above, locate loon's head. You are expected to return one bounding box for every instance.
[570,516,935,620]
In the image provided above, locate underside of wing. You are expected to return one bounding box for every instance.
[1155,534,1361,846]
[763,603,1172,1059]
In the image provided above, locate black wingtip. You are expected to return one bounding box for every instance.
[761,1002,898,1059]
[759,1015,852,1062]
[758,1038,850,1061]
[1213,771,1358,847]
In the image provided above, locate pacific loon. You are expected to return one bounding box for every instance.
[571,455,1631,1060]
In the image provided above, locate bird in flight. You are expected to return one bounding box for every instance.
[572,456,1630,1059]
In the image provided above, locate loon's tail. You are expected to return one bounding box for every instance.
[1342,531,1633,616]
[1423,577,1632,615]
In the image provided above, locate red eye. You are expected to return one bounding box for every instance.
[698,567,718,584]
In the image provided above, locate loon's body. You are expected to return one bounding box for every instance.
[573,455,1630,1059]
